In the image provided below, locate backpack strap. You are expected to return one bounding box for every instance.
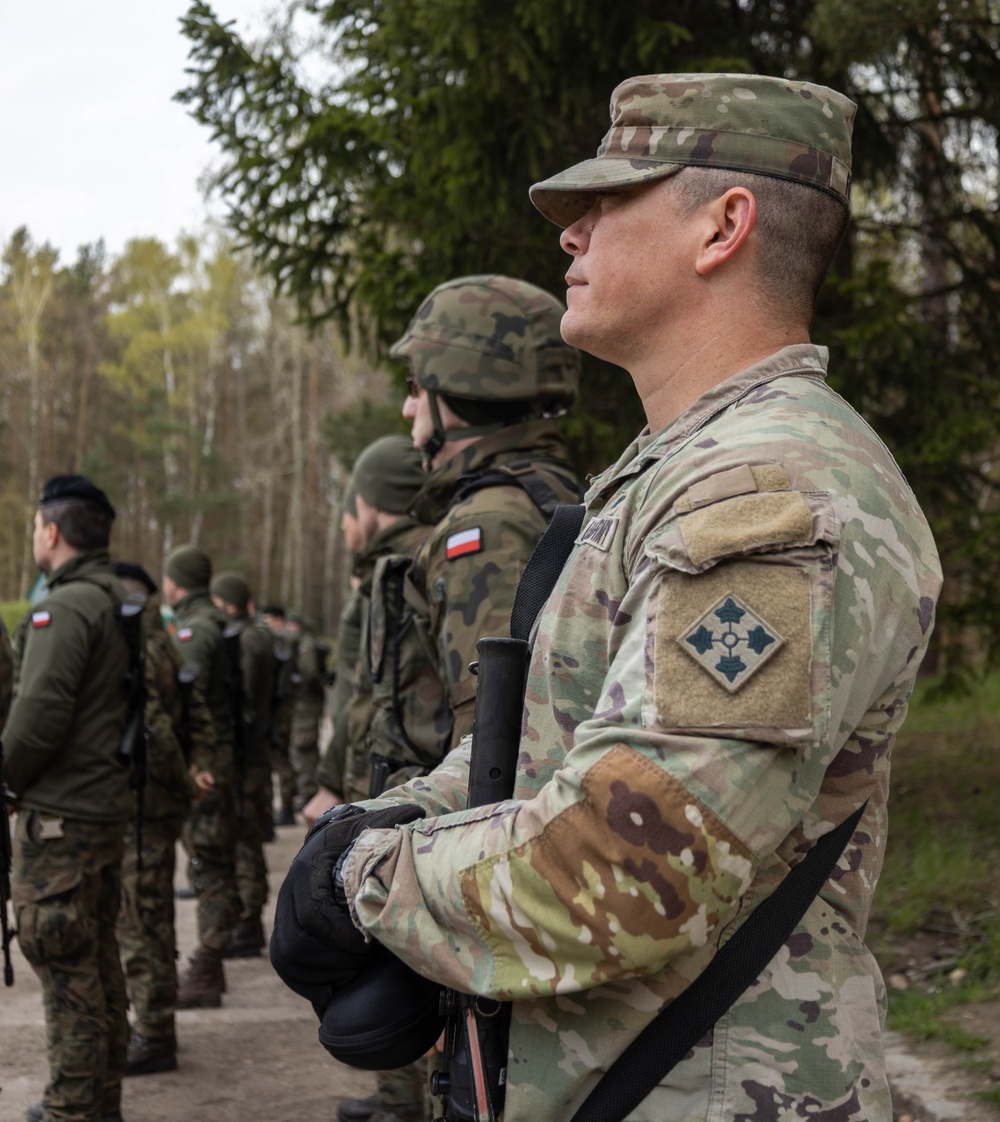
[569,800,868,1122]
[452,459,584,518]
[510,503,586,641]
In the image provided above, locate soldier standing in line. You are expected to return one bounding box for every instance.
[284,610,327,813]
[2,475,131,1122]
[210,572,275,958]
[333,281,583,1122]
[333,435,429,810]
[161,545,240,1009]
[260,603,300,828]
[111,561,216,1078]
[0,616,12,725]
[303,484,365,823]
[275,76,943,1121]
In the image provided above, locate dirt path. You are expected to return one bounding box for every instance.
[0,820,375,1121]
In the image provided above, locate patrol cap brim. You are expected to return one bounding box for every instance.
[529,159,684,228]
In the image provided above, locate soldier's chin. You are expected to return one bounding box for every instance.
[318,953,445,1070]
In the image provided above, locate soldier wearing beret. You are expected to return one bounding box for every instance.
[2,475,131,1122]
[274,76,943,1121]
[161,544,240,1009]
[112,562,215,1078]
[210,572,275,958]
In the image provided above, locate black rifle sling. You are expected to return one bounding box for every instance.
[569,799,868,1122]
[510,502,586,641]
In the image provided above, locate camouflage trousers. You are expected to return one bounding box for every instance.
[13,812,129,1122]
[235,767,270,929]
[377,1057,433,1116]
[289,697,322,805]
[118,813,184,1039]
[181,784,239,954]
[270,737,296,811]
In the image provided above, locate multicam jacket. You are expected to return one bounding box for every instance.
[404,418,582,750]
[2,550,131,822]
[344,346,942,1122]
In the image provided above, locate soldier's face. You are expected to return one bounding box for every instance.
[402,379,433,452]
[559,177,696,367]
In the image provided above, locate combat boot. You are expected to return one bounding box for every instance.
[176,947,225,1009]
[223,918,266,958]
[368,1108,425,1122]
[27,1107,124,1122]
[126,1029,178,1075]
[336,1095,381,1122]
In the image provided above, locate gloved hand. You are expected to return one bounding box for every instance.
[269,802,426,1015]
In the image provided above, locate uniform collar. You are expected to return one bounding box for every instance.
[586,344,829,504]
[43,548,112,590]
[411,418,570,524]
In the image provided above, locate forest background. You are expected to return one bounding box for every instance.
[2,0,998,665]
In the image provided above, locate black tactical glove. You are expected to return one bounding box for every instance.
[269,802,426,1015]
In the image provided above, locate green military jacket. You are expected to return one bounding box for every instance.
[405,418,581,747]
[342,516,428,799]
[294,630,327,705]
[234,614,275,774]
[317,578,364,797]
[171,589,235,786]
[346,346,943,1122]
[143,604,214,818]
[2,550,131,822]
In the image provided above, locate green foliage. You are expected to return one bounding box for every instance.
[178,0,1000,670]
[322,395,408,472]
[0,601,29,634]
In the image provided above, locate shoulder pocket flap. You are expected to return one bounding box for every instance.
[647,490,839,572]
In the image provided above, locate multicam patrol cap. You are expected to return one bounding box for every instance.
[530,73,856,228]
[389,275,579,407]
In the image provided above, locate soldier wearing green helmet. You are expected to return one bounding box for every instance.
[330,278,583,1122]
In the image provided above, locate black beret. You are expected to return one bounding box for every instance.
[111,561,158,595]
[39,474,116,520]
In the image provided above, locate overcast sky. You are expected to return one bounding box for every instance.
[0,0,272,265]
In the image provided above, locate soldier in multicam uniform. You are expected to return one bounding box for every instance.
[112,561,215,1078]
[276,76,944,1122]
[161,545,240,1009]
[2,475,131,1122]
[332,283,582,1122]
[210,572,275,958]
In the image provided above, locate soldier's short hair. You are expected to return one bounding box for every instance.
[40,501,113,551]
[669,166,850,323]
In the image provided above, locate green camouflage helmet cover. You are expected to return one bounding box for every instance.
[389,274,579,406]
[530,73,856,228]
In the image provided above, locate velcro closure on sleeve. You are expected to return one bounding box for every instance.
[680,491,814,567]
[675,463,791,514]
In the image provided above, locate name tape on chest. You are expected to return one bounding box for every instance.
[578,515,619,552]
[31,610,52,628]
[446,528,483,560]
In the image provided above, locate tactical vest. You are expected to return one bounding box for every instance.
[362,463,582,795]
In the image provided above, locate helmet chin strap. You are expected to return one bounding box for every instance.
[420,389,507,468]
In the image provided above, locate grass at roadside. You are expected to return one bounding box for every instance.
[869,671,1000,1101]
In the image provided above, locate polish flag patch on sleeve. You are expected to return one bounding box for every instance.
[446,527,483,560]
[177,627,195,642]
[31,610,52,628]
